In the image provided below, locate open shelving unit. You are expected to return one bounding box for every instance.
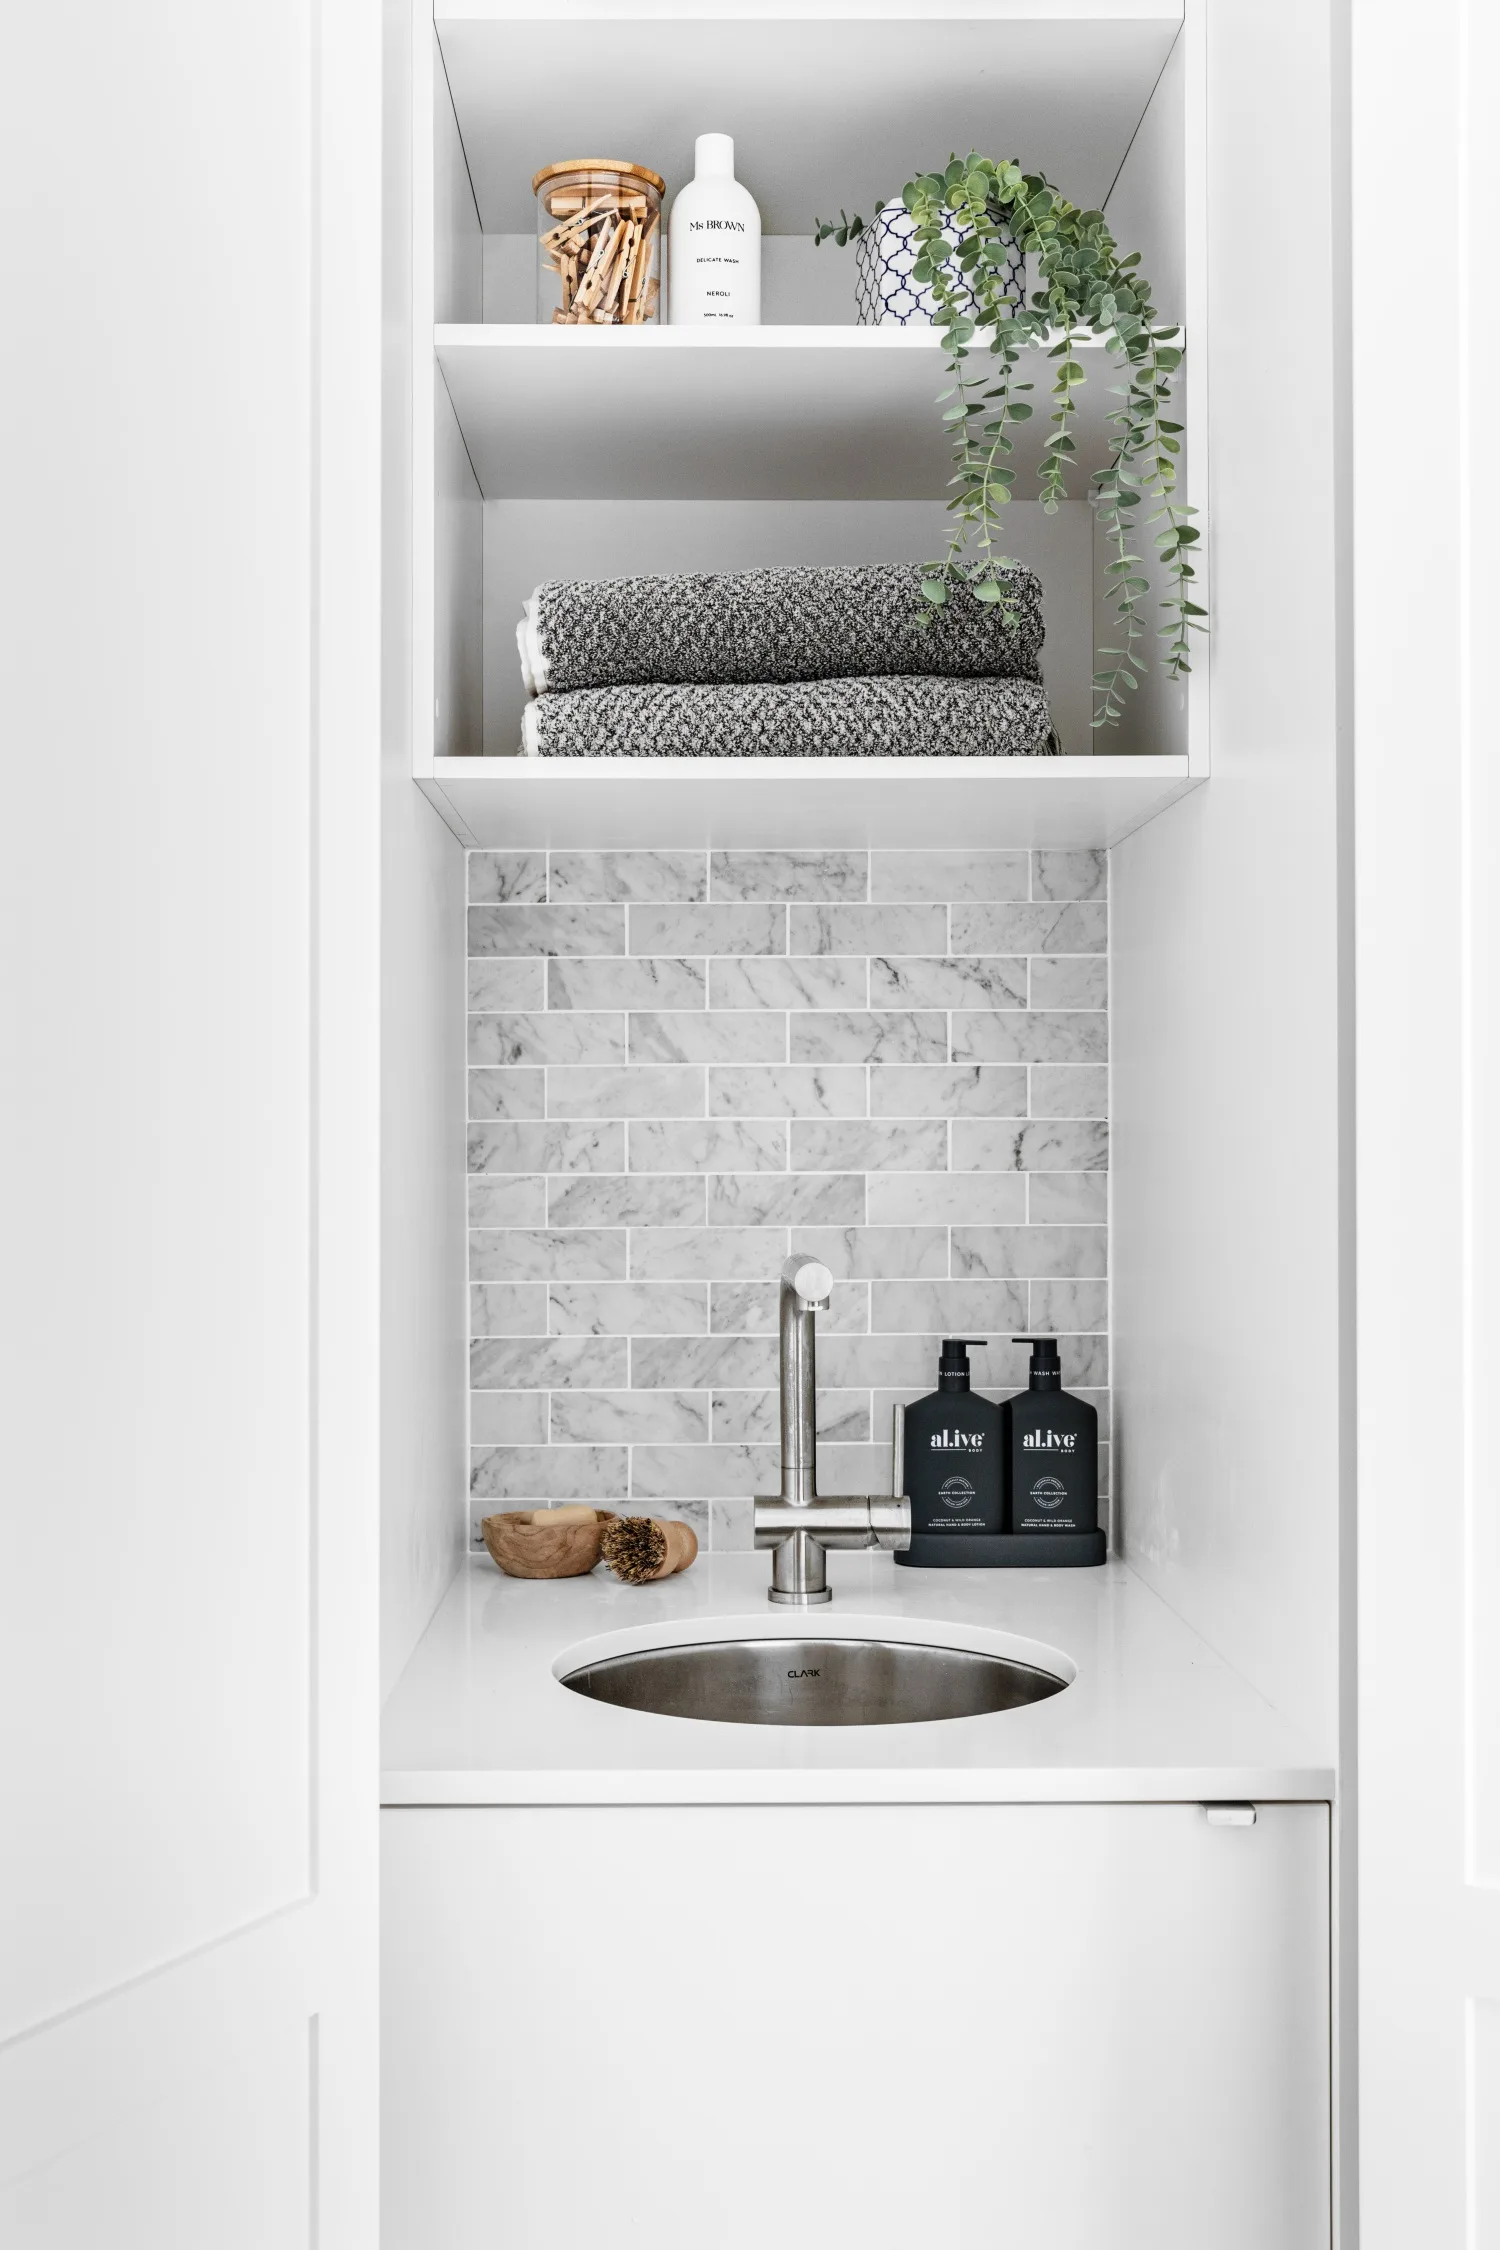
[408,2,1206,849]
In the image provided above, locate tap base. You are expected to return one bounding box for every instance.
[768,1584,833,1606]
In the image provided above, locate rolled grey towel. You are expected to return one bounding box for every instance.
[519,564,1044,694]
[520,675,1057,759]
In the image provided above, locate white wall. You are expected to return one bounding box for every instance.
[385,0,469,1693]
[1110,0,1347,1763]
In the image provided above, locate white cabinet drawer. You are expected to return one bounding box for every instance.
[383,1802,1330,2250]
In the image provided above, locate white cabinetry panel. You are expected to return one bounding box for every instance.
[383,1802,1330,2249]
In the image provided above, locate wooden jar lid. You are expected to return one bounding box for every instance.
[532,158,665,195]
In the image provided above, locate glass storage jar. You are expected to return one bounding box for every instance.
[534,159,664,325]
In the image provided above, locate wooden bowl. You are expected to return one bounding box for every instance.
[481,1508,616,1580]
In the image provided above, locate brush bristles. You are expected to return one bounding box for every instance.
[600,1516,665,1584]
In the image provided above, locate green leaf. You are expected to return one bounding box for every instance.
[972,579,1007,603]
[1007,401,1034,419]
[920,578,949,606]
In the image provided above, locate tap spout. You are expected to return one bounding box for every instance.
[779,1253,833,1507]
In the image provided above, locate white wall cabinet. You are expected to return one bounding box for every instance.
[383,1801,1331,2250]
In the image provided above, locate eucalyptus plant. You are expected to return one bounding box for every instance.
[817,156,1202,728]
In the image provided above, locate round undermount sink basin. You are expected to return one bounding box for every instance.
[559,1634,1069,1727]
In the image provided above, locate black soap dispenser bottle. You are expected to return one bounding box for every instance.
[894,1338,1003,1567]
[1003,1337,1099,1534]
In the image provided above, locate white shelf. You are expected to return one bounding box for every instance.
[417,752,1199,850]
[437,325,1143,502]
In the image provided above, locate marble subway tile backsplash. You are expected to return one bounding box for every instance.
[466,848,1110,1550]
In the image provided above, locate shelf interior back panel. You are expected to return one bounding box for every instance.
[435,14,1184,236]
[436,329,1138,502]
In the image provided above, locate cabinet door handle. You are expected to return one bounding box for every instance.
[1202,1803,1257,1827]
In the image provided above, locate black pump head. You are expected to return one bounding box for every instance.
[939,1338,987,1391]
[1013,1335,1062,1390]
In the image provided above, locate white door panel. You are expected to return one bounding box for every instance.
[1354,1,1500,2240]
[0,0,379,2237]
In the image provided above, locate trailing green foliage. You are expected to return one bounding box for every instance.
[817,155,1203,728]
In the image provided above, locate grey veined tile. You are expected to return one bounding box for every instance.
[1029,954,1109,1009]
[1032,848,1107,900]
[548,1174,706,1228]
[549,1282,707,1336]
[870,849,1029,902]
[468,1284,548,1336]
[547,1066,705,1119]
[550,1390,710,1444]
[866,1173,1027,1226]
[950,903,1108,956]
[467,1013,626,1066]
[869,1066,1027,1118]
[707,1172,864,1226]
[548,851,706,903]
[468,851,548,903]
[1029,1279,1109,1332]
[468,959,545,1012]
[710,850,868,902]
[468,904,625,958]
[870,1278,1028,1334]
[467,1176,546,1228]
[630,904,785,957]
[628,1118,787,1173]
[470,1446,628,1501]
[468,1121,624,1175]
[469,1229,626,1282]
[1028,1172,1108,1223]
[709,1067,866,1119]
[1029,1067,1109,1121]
[951,1012,1109,1066]
[798,1226,949,1279]
[468,1068,544,1121]
[952,1225,1108,1278]
[629,1227,789,1281]
[630,1011,786,1064]
[710,955,868,1010]
[548,956,707,1011]
[630,1334,779,1389]
[952,1120,1109,1172]
[789,903,946,957]
[709,1497,756,1551]
[790,1012,946,1065]
[470,1391,547,1445]
[870,956,1027,1010]
[790,1120,946,1174]
[470,1335,628,1389]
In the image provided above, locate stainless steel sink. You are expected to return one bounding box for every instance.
[559,1635,1068,1727]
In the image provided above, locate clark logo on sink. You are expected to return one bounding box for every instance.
[787,1667,821,1680]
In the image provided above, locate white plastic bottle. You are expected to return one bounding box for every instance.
[668,133,761,324]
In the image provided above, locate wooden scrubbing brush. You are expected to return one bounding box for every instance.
[599,1515,698,1585]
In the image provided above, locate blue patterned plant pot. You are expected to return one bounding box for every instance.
[854,199,1025,328]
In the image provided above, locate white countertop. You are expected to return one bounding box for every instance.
[381,1554,1332,1806]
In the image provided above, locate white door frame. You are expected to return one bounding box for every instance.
[1353,0,1500,2241]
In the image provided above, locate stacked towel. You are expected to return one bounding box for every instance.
[517,562,1056,758]
[521,675,1055,758]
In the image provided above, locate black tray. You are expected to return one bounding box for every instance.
[895,1530,1107,1570]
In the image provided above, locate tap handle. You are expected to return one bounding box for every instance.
[783,1253,833,1309]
